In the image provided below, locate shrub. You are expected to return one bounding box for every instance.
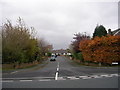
[80,35,120,65]
[77,52,84,62]
[47,52,52,57]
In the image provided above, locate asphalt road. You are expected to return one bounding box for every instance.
[2,77,119,88]
[2,56,119,88]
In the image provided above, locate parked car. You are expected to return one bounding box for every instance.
[50,55,56,61]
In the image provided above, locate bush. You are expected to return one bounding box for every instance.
[47,52,52,57]
[2,18,44,64]
[77,52,84,62]
[80,35,120,65]
[72,52,84,62]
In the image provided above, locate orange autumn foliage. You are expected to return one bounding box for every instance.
[79,35,120,64]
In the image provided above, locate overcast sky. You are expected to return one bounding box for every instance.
[0,0,119,50]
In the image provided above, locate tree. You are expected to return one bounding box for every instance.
[71,32,90,53]
[93,25,107,38]
[80,35,120,65]
[2,18,39,64]
[37,38,49,56]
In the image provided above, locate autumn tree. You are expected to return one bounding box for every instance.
[80,35,120,65]
[71,32,90,53]
[70,32,90,61]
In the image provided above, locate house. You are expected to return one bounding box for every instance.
[51,49,71,56]
[108,28,120,36]
[46,45,53,52]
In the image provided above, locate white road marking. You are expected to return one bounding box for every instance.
[57,68,59,71]
[55,61,59,80]
[67,76,76,78]
[31,77,55,79]
[91,75,102,78]
[11,71,18,74]
[2,78,27,80]
[110,74,118,76]
[81,77,92,79]
[39,79,51,81]
[57,77,66,80]
[79,76,89,78]
[2,80,13,82]
[67,76,80,80]
[58,62,59,68]
[2,77,55,80]
[70,77,80,80]
[55,72,58,80]
[105,75,113,77]
[100,75,109,77]
[20,80,33,82]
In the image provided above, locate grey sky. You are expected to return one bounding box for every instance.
[0,0,119,49]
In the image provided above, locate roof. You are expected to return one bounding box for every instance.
[52,49,67,53]
[108,28,120,35]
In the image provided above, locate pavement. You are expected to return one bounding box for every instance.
[1,56,119,88]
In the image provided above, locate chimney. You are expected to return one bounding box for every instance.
[108,29,112,35]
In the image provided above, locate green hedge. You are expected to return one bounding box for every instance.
[73,52,84,62]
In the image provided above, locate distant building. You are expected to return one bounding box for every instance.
[108,28,120,36]
[46,45,53,52]
[52,49,71,56]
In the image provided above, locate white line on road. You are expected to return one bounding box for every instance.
[55,61,59,80]
[57,68,59,71]
[31,77,55,79]
[2,77,55,80]
[57,62,59,68]
[100,75,109,77]
[91,75,102,78]
[11,71,18,74]
[55,72,58,80]
[79,76,89,78]
[110,74,118,77]
[39,79,51,81]
[20,80,33,82]
[69,77,80,80]
[57,77,66,80]
[2,80,13,82]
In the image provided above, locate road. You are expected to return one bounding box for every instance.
[2,56,119,88]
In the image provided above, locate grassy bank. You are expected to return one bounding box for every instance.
[2,57,48,71]
[66,56,119,67]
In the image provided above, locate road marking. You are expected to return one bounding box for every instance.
[2,80,13,82]
[55,72,58,80]
[2,77,55,80]
[2,73,118,82]
[67,76,80,80]
[80,76,92,79]
[58,77,66,80]
[100,75,109,77]
[20,80,33,82]
[31,77,55,79]
[110,74,118,76]
[57,68,59,71]
[82,77,92,79]
[11,71,18,74]
[79,76,89,78]
[69,77,79,80]
[91,75,102,78]
[55,61,59,80]
[39,79,51,81]
[57,62,59,68]
[2,78,28,80]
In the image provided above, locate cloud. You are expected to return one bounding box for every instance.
[1,0,118,49]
